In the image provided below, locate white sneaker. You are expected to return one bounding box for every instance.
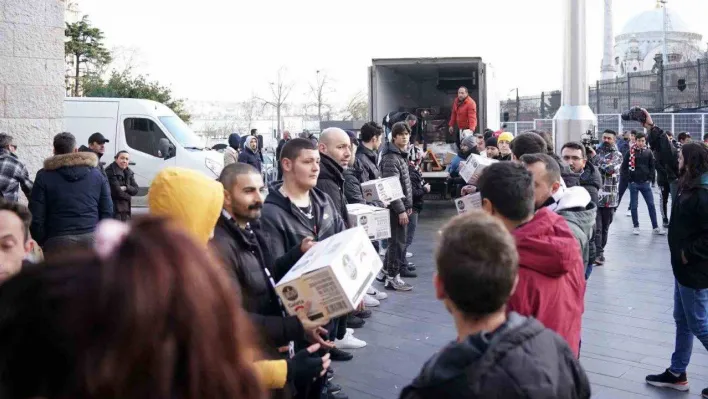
[346,328,354,336]
[335,333,367,349]
[385,275,413,292]
[626,210,631,217]
[406,252,413,258]
[633,227,640,235]
[375,271,386,283]
[363,294,380,307]
[367,287,388,300]
[653,227,666,235]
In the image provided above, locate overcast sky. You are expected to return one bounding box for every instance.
[77,0,708,105]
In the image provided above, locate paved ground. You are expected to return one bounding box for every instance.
[333,194,708,399]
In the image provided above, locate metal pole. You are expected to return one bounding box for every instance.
[554,0,597,151]
[627,74,632,109]
[596,81,601,113]
[515,88,520,122]
[541,92,546,119]
[698,59,702,108]
[661,0,669,108]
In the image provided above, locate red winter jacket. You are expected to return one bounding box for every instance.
[508,208,586,357]
[449,96,477,132]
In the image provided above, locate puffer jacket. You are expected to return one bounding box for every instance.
[316,153,349,223]
[355,145,380,183]
[29,152,113,245]
[379,141,413,215]
[343,160,366,205]
[449,96,477,132]
[400,312,591,399]
[105,162,139,220]
[211,213,305,348]
[238,135,262,172]
[591,143,623,208]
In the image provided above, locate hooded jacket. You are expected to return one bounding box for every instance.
[400,312,591,399]
[148,167,223,245]
[105,162,139,219]
[591,143,623,208]
[447,136,477,176]
[669,173,708,289]
[316,153,349,223]
[355,144,381,183]
[147,168,289,389]
[261,182,347,281]
[578,161,602,206]
[621,144,655,184]
[78,145,107,177]
[238,135,262,172]
[545,186,597,267]
[224,133,241,166]
[380,141,413,215]
[449,96,477,132]
[29,152,113,245]
[510,208,586,356]
[211,213,305,348]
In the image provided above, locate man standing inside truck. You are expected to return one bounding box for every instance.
[448,86,478,142]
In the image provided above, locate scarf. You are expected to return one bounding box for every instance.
[629,144,637,172]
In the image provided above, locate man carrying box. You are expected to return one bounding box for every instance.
[378,122,415,291]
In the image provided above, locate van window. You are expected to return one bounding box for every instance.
[124,118,172,158]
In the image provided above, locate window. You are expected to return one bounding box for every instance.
[124,118,172,158]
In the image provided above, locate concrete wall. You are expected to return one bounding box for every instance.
[0,0,65,177]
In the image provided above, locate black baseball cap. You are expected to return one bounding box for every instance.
[88,132,109,144]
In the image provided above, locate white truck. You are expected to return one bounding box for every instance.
[368,57,499,198]
[64,97,224,207]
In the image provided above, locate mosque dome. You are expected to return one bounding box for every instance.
[620,7,694,35]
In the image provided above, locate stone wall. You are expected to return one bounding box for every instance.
[0,0,65,179]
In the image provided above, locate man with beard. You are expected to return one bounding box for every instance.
[211,163,332,397]
[261,138,350,399]
[590,130,624,267]
[79,132,109,177]
[561,142,602,278]
[520,153,596,272]
[485,136,501,160]
[448,86,477,141]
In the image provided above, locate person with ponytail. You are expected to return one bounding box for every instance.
[0,216,266,399]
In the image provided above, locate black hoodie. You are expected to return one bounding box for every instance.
[316,153,349,224]
[260,182,347,281]
[400,313,591,399]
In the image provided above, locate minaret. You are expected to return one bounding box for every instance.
[600,0,616,80]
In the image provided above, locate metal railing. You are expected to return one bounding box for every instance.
[501,113,708,138]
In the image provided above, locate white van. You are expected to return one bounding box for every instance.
[64,97,224,207]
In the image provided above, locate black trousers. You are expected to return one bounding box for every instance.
[595,207,615,258]
[384,210,408,278]
[617,174,629,209]
[659,180,671,223]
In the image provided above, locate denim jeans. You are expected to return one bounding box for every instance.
[405,210,420,250]
[629,181,659,229]
[670,280,708,374]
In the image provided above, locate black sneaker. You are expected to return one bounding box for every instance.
[400,268,418,278]
[329,347,353,361]
[663,218,670,228]
[353,309,372,319]
[702,387,708,398]
[407,263,416,271]
[646,369,689,391]
[327,382,342,394]
[594,255,605,266]
[326,368,334,381]
[328,391,348,399]
[346,314,365,328]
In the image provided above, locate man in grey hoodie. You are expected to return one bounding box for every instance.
[520,153,597,271]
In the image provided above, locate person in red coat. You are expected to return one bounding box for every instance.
[476,161,586,357]
[448,86,478,137]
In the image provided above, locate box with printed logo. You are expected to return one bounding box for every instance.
[275,227,383,320]
[454,193,482,214]
[361,177,404,203]
[346,204,391,240]
[459,154,498,184]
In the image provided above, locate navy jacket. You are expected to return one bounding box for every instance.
[29,152,113,245]
[238,135,263,172]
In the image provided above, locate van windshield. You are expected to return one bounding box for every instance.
[159,116,204,149]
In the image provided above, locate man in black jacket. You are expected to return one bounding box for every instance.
[621,131,665,235]
[78,132,109,177]
[211,163,331,396]
[379,122,415,291]
[400,211,591,399]
[29,132,113,254]
[406,145,429,261]
[356,122,383,183]
[561,141,602,278]
[316,128,352,226]
[261,138,350,399]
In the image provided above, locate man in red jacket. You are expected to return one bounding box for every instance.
[448,86,477,138]
[476,161,586,357]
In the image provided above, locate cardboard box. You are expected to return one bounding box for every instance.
[459,154,498,184]
[361,177,404,203]
[275,227,383,321]
[346,204,391,240]
[455,193,482,214]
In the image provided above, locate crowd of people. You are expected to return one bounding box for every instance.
[1,104,708,398]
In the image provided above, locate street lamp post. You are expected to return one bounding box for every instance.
[553,0,597,152]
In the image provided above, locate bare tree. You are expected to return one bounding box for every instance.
[241,94,260,134]
[341,90,369,121]
[258,67,294,138]
[308,70,333,127]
